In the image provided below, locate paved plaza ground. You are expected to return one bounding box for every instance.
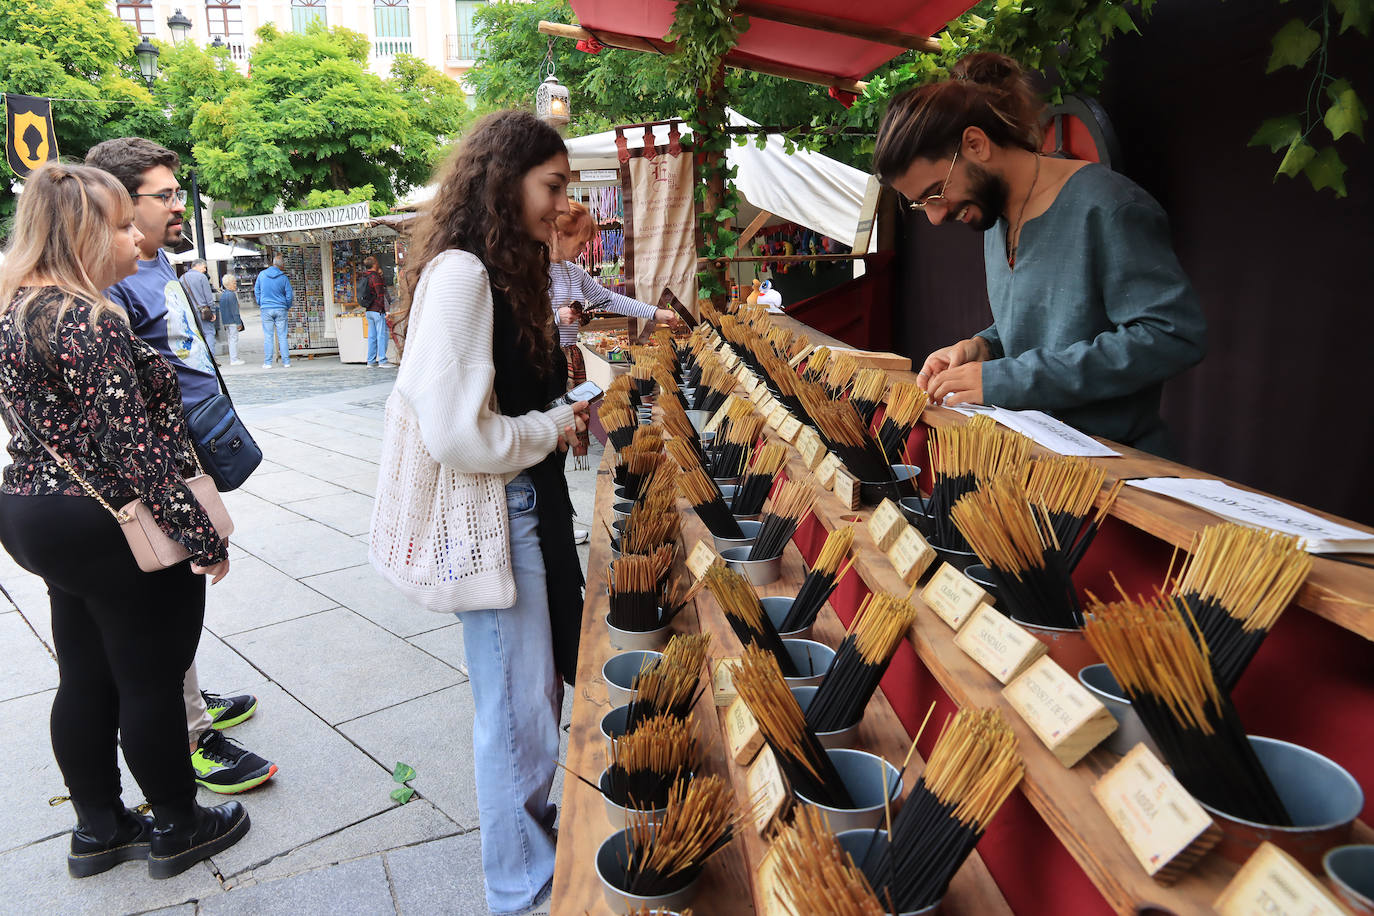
[0,308,601,915]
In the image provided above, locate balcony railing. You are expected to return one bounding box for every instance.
[374,37,413,57]
[446,31,482,63]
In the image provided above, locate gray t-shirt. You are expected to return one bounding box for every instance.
[978,164,1207,456]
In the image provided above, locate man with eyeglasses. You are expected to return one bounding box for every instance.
[874,53,1206,457]
[85,138,279,796]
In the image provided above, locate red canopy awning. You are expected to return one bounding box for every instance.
[567,0,978,88]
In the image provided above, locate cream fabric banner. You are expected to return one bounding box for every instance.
[627,150,696,312]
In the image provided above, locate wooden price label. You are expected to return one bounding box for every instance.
[777,416,803,443]
[687,539,721,580]
[1094,744,1223,886]
[749,382,768,405]
[868,499,907,552]
[787,344,815,369]
[756,844,789,916]
[796,428,826,470]
[922,563,989,630]
[887,526,935,586]
[743,373,760,394]
[953,604,1047,684]
[725,696,766,765]
[712,656,742,706]
[746,746,790,835]
[724,351,742,371]
[832,468,860,510]
[767,404,790,430]
[1004,656,1118,767]
[816,452,843,489]
[1214,842,1350,915]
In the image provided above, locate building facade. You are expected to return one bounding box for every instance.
[110,0,491,83]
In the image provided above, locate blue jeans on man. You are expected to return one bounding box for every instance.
[457,475,560,914]
[365,310,390,367]
[261,308,289,367]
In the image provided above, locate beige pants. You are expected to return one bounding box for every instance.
[184,661,213,745]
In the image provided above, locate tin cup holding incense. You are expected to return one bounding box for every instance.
[794,748,903,833]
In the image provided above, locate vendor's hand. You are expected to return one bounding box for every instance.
[557,306,579,325]
[192,555,230,584]
[654,308,680,327]
[928,362,984,407]
[916,337,988,391]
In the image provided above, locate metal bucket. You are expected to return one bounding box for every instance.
[1324,845,1374,914]
[834,829,942,915]
[602,650,663,708]
[795,748,903,833]
[600,704,631,758]
[1198,735,1364,871]
[964,564,999,603]
[612,501,634,524]
[791,685,860,748]
[718,484,760,522]
[596,827,701,913]
[605,610,670,652]
[598,767,671,830]
[713,519,762,554]
[1076,664,1161,757]
[685,409,712,433]
[1010,616,1098,675]
[898,496,936,541]
[780,638,836,689]
[721,545,783,585]
[761,595,812,639]
[930,544,978,573]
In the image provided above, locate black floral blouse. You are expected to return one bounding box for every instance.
[0,287,227,565]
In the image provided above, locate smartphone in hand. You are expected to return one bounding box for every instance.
[548,380,603,410]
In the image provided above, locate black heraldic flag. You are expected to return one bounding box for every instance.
[5,95,59,179]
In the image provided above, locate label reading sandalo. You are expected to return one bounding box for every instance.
[953,604,1046,683]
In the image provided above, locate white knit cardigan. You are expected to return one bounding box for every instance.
[395,249,576,475]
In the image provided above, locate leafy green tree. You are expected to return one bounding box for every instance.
[153,40,246,158]
[191,23,469,213]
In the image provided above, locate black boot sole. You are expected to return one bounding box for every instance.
[148,808,250,880]
[67,841,151,878]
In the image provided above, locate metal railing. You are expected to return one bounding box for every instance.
[446,31,482,62]
[373,37,413,57]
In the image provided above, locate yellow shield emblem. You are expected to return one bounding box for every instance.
[13,110,49,169]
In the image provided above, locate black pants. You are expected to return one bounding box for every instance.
[0,492,203,812]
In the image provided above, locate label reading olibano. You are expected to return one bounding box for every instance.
[725,696,765,765]
[1003,656,1118,766]
[922,564,989,630]
[747,746,789,835]
[1213,841,1349,915]
[1094,744,1222,885]
[887,526,935,585]
[953,604,1046,683]
[868,499,907,551]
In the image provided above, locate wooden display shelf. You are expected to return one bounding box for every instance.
[764,311,1374,641]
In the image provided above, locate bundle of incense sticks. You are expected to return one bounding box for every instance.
[950,474,1083,628]
[927,417,1032,551]
[627,906,694,916]
[701,565,800,676]
[847,369,888,429]
[1171,523,1312,693]
[629,360,657,397]
[657,395,703,456]
[873,708,1023,911]
[730,443,789,517]
[625,632,711,729]
[605,713,700,810]
[678,466,744,539]
[653,366,688,409]
[615,776,737,896]
[780,526,857,633]
[749,480,819,561]
[773,806,885,916]
[802,346,832,384]
[665,435,706,475]
[824,352,861,400]
[787,333,811,362]
[798,388,891,481]
[607,555,668,632]
[875,383,930,465]
[709,414,765,480]
[712,397,757,450]
[622,449,670,502]
[805,593,917,732]
[622,507,681,556]
[1023,457,1122,571]
[733,644,854,807]
[600,401,639,452]
[693,361,735,414]
[1084,593,1291,825]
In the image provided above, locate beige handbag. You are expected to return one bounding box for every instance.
[2,394,233,572]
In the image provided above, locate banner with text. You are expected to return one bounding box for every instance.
[627,149,696,314]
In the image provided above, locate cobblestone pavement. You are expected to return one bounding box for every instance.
[0,325,601,915]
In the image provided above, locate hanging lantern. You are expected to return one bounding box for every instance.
[135,38,161,86]
[534,40,570,128]
[166,9,193,45]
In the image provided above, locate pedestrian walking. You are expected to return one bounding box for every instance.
[179,258,217,349]
[219,273,245,365]
[357,255,393,368]
[370,110,588,916]
[0,162,249,880]
[253,254,294,368]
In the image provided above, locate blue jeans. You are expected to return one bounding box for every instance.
[365,310,389,365]
[261,307,289,365]
[457,475,561,914]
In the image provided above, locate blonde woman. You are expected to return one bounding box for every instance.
[0,163,248,880]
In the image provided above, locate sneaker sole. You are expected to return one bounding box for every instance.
[195,763,278,795]
[148,808,251,880]
[208,698,258,730]
[68,840,150,878]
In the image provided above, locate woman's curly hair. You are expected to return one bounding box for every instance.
[397,109,567,373]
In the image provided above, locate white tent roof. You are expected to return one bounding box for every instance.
[167,241,262,264]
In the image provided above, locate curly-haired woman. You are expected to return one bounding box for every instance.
[382,110,588,914]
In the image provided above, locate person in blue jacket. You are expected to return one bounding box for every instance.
[253,255,294,369]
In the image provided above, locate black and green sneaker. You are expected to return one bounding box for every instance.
[192,729,277,794]
[202,691,258,729]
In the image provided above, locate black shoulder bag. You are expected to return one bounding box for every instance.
[184,318,263,491]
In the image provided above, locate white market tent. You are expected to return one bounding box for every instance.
[167,241,262,264]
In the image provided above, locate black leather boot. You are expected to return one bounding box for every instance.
[68,800,153,878]
[148,801,250,879]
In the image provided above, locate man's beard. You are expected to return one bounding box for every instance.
[962,161,1010,232]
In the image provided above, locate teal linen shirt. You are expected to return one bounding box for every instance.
[978,164,1206,456]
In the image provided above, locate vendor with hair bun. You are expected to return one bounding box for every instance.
[874,52,1207,457]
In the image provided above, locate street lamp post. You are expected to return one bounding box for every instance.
[138,30,208,264]
[167,9,192,45]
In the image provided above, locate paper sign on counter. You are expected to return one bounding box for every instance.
[687,540,721,580]
[832,468,860,510]
[746,746,789,835]
[816,453,843,489]
[767,404,790,430]
[1004,656,1117,766]
[922,563,988,629]
[1214,842,1350,915]
[725,696,765,765]
[1093,744,1221,886]
[712,656,742,706]
[796,428,826,470]
[777,416,802,443]
[868,499,907,551]
[887,526,935,586]
[953,604,1046,683]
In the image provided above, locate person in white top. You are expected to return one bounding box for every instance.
[384,110,588,915]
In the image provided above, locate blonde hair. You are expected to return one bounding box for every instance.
[553,199,594,252]
[0,161,130,343]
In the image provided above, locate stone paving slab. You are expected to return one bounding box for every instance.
[202,854,393,916]
[0,609,57,702]
[0,688,72,853]
[292,410,386,438]
[205,682,397,879]
[262,441,375,481]
[295,431,385,463]
[386,830,490,916]
[284,492,377,537]
[333,472,380,497]
[2,571,53,651]
[195,628,272,697]
[407,623,468,677]
[231,518,370,579]
[237,800,460,885]
[226,608,463,726]
[300,565,435,639]
[239,470,348,507]
[219,488,308,530]
[0,833,224,916]
[203,555,339,638]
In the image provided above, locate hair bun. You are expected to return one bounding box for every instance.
[950,52,1024,89]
